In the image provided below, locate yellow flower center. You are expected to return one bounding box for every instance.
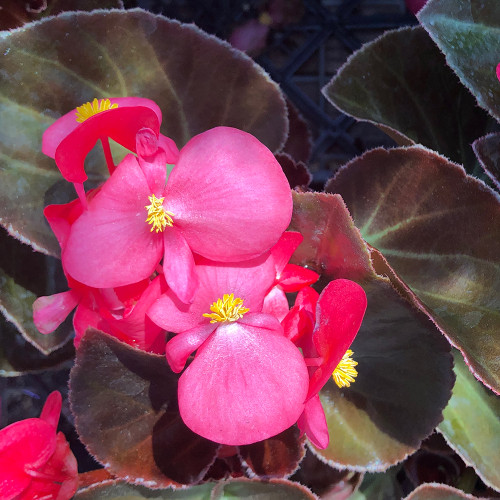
[75,98,118,123]
[203,293,250,323]
[332,350,358,388]
[145,194,174,233]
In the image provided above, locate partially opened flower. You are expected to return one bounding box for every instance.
[0,391,78,500]
[148,254,309,445]
[284,280,367,449]
[62,126,293,303]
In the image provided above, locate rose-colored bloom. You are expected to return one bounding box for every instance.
[62,126,293,303]
[148,255,309,445]
[496,63,500,83]
[0,391,78,500]
[284,280,367,449]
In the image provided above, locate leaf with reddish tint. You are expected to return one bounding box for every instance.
[0,315,74,376]
[438,352,500,492]
[0,268,72,355]
[418,0,500,122]
[276,154,312,189]
[472,133,500,190]
[327,146,500,394]
[290,191,454,470]
[75,478,317,499]
[323,26,491,169]
[238,426,305,479]
[404,483,481,500]
[0,9,287,255]
[282,99,312,164]
[69,330,219,488]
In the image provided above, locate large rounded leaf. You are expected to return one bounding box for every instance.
[70,330,219,488]
[290,192,454,470]
[327,146,500,394]
[0,9,287,255]
[404,483,480,500]
[418,0,500,122]
[323,26,491,170]
[438,352,500,492]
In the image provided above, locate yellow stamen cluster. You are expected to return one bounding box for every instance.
[203,294,250,323]
[145,194,174,233]
[332,350,358,388]
[75,98,118,123]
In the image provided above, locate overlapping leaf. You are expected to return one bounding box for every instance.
[438,352,500,491]
[472,133,500,190]
[323,26,492,169]
[418,0,500,122]
[404,483,480,500]
[290,192,454,470]
[0,9,288,255]
[327,146,500,394]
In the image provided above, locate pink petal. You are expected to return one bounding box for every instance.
[497,63,500,83]
[43,198,84,250]
[148,253,276,333]
[165,127,292,262]
[178,314,308,445]
[262,286,289,322]
[39,391,62,430]
[136,128,167,193]
[73,302,110,348]
[165,322,217,373]
[33,290,80,334]
[278,264,319,292]
[158,133,180,164]
[270,231,303,275]
[162,227,198,304]
[307,280,367,400]
[63,155,163,288]
[297,394,329,449]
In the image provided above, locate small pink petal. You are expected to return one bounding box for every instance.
[297,394,329,449]
[497,63,500,83]
[165,127,292,262]
[43,198,84,250]
[262,286,289,322]
[165,322,217,373]
[178,315,308,445]
[39,391,62,430]
[73,302,110,348]
[33,290,80,334]
[158,133,180,164]
[63,155,163,288]
[162,227,198,304]
[270,231,303,275]
[278,264,319,292]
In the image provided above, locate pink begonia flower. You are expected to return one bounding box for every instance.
[62,126,293,304]
[42,96,178,184]
[0,391,78,500]
[148,255,309,445]
[283,280,367,449]
[496,63,500,82]
[33,198,164,352]
[263,231,319,321]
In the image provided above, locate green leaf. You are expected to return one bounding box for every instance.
[70,330,219,488]
[291,192,454,470]
[404,483,481,500]
[327,146,500,394]
[472,133,500,190]
[0,9,288,255]
[323,26,492,169]
[75,478,317,499]
[418,0,500,122]
[438,352,500,492]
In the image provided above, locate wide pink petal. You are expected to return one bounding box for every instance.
[33,290,80,334]
[63,155,163,288]
[39,391,62,430]
[178,316,308,445]
[165,322,217,373]
[307,280,367,400]
[297,394,329,449]
[162,228,198,304]
[262,286,289,322]
[165,127,292,262]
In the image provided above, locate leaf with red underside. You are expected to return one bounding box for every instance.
[327,146,500,394]
[323,26,492,170]
[290,191,454,470]
[472,133,500,190]
[276,154,312,189]
[69,330,219,488]
[403,483,481,500]
[238,426,305,478]
[0,9,288,256]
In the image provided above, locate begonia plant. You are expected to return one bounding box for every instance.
[0,0,499,498]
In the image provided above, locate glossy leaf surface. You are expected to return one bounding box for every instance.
[327,146,500,394]
[323,26,491,169]
[418,0,500,121]
[438,352,500,491]
[70,330,219,488]
[290,192,454,470]
[0,9,287,255]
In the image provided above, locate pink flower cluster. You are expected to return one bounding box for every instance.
[33,97,367,448]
